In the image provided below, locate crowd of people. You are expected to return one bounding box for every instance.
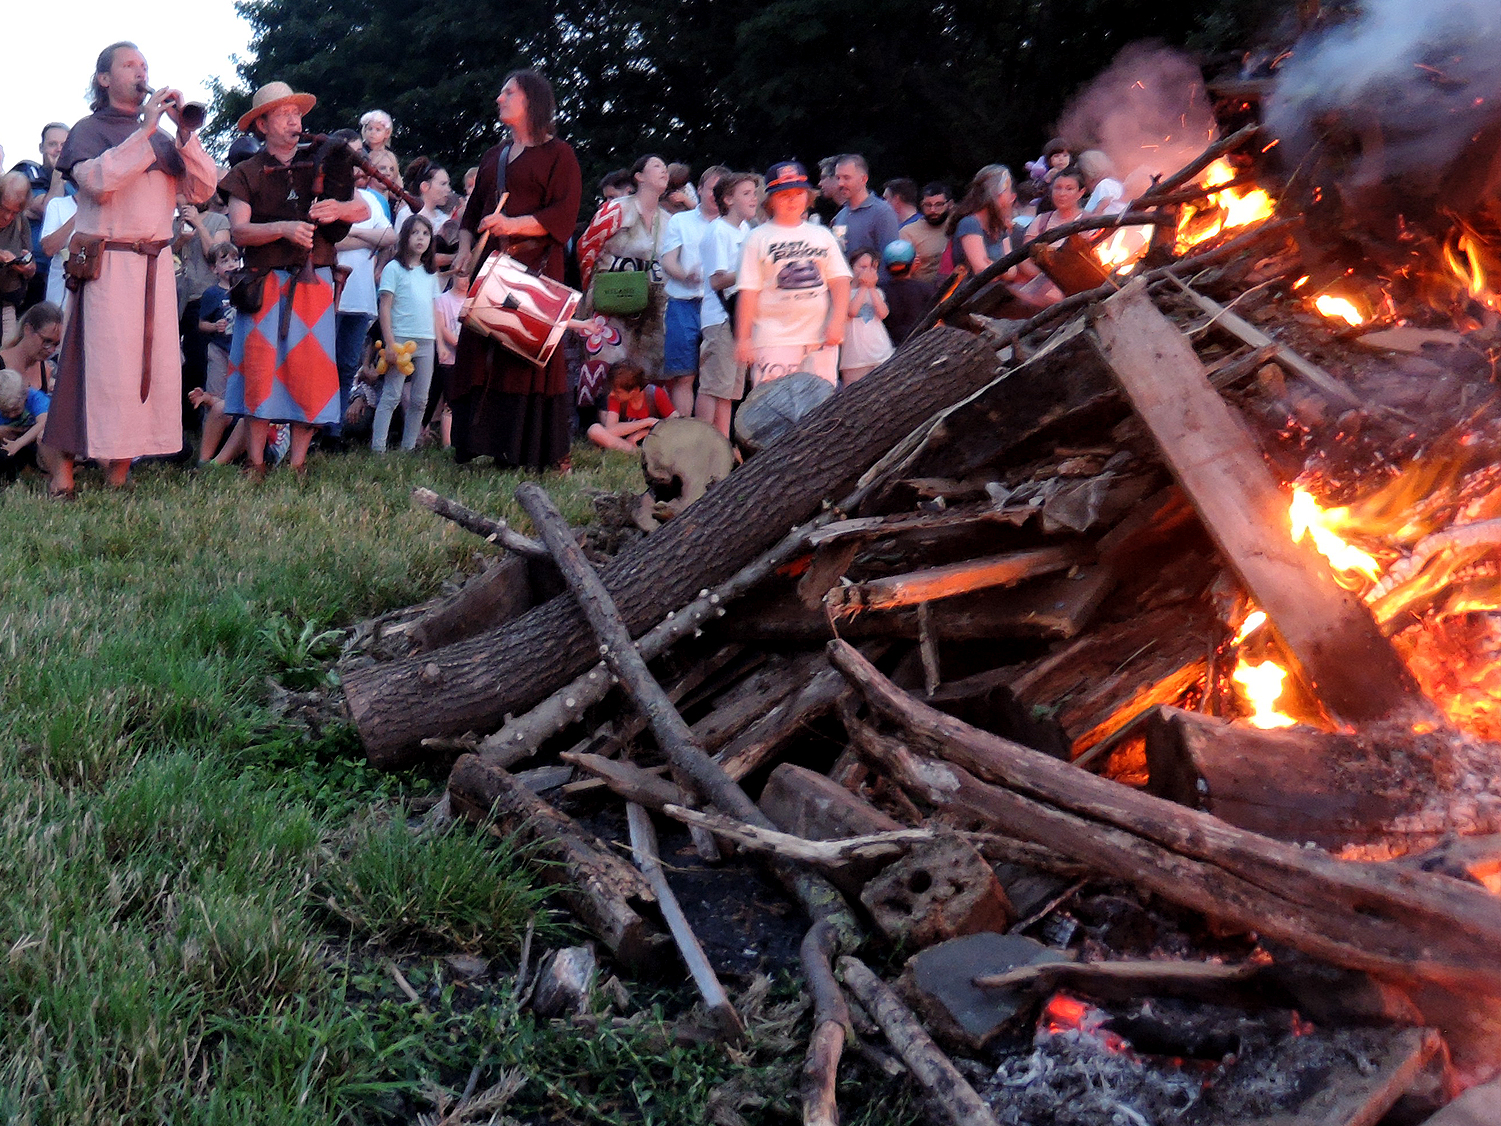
[0,41,1138,493]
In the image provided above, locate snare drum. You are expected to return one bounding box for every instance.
[461,254,583,367]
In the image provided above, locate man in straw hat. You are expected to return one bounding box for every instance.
[218,81,368,477]
[42,41,218,497]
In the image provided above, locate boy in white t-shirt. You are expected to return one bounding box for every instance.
[735,161,851,386]
[693,172,758,436]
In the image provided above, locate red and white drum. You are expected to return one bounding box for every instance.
[461,254,583,367]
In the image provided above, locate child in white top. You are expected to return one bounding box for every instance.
[374,214,442,451]
[839,249,893,384]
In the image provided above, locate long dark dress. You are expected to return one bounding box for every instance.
[450,138,582,467]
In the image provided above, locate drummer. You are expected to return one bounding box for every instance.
[450,69,582,470]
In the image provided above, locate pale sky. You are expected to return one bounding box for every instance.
[1,0,252,169]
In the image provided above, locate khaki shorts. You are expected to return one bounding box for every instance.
[697,321,746,400]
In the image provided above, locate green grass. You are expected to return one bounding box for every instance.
[0,444,921,1125]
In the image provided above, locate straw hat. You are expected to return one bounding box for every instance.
[236,82,317,133]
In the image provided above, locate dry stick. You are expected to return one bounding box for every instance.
[973,958,1260,992]
[660,803,935,865]
[1134,122,1263,201]
[917,122,1264,336]
[801,921,851,1126]
[411,487,548,559]
[838,957,1000,1126]
[469,190,510,264]
[914,209,1165,337]
[477,509,834,763]
[625,802,745,1042]
[515,482,862,956]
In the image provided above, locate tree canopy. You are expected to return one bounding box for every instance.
[212,0,1296,194]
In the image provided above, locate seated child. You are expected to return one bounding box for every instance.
[0,367,53,480]
[586,359,677,451]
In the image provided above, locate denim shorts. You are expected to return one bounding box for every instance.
[662,297,703,377]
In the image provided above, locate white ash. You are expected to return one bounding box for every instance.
[983,1003,1402,1126]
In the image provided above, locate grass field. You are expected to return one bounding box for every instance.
[0,446,919,1125]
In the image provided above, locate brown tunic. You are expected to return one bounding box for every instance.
[451,138,582,400]
[220,149,351,269]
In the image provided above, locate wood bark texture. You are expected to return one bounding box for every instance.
[446,754,669,970]
[837,956,1000,1126]
[349,327,997,766]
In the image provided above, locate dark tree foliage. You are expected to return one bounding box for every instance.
[212,0,1298,195]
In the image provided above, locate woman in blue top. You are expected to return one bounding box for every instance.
[945,165,1051,311]
[374,214,441,450]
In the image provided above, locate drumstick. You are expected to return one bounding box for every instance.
[471,192,510,264]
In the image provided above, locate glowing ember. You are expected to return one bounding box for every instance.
[1234,609,1267,643]
[1289,489,1382,582]
[1313,294,1364,327]
[1232,659,1296,729]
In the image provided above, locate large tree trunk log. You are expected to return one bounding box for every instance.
[348,327,998,767]
[447,754,670,970]
[828,640,1501,997]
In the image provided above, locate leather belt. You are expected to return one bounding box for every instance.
[103,238,172,402]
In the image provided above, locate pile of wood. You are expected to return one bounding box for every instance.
[338,134,1501,1125]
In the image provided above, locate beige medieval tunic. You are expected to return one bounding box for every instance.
[44,129,216,460]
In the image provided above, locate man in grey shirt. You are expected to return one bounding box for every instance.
[832,154,900,282]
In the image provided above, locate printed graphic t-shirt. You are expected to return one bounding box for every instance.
[737,220,851,349]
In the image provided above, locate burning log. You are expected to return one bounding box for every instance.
[830,640,1501,1001]
[1092,280,1435,727]
[347,327,1000,767]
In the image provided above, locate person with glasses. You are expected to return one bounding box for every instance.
[0,302,64,394]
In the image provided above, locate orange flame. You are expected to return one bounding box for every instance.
[1313,294,1365,327]
[1232,659,1296,729]
[1174,159,1275,253]
[1289,489,1382,582]
[1444,234,1498,309]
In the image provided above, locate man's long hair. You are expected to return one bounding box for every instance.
[504,69,557,141]
[88,41,138,112]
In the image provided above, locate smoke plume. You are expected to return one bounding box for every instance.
[1267,0,1501,182]
[1055,42,1218,198]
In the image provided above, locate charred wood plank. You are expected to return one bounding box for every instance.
[1092,281,1434,727]
[1145,706,1432,851]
